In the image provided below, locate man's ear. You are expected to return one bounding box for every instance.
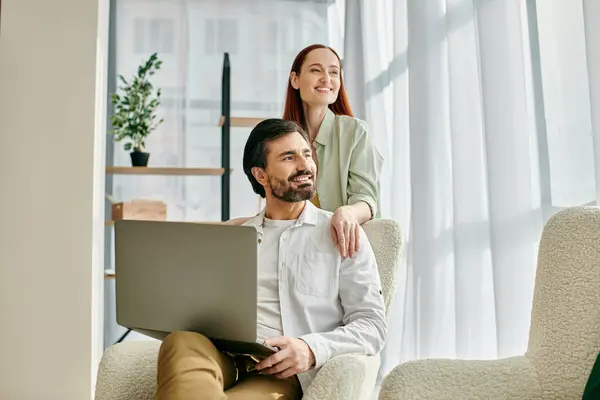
[251,167,268,186]
[290,72,300,90]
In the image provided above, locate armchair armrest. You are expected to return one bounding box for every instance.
[303,354,380,400]
[95,341,160,400]
[379,355,542,400]
[96,342,380,400]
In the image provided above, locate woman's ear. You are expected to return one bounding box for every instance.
[290,72,300,90]
[251,167,268,186]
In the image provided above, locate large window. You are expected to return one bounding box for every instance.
[133,18,175,54]
[205,19,239,55]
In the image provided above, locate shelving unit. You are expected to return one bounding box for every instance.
[106,52,270,245]
[104,53,271,233]
[105,53,271,344]
[219,52,270,221]
[220,53,232,221]
[104,166,230,226]
[106,166,226,176]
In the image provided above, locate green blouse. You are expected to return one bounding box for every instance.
[311,109,384,218]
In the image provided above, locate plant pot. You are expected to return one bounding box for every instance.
[130,151,150,167]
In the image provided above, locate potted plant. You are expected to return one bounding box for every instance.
[109,53,164,167]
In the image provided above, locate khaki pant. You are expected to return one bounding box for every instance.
[156,331,302,400]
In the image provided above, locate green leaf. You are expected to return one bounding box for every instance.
[109,53,164,145]
[124,143,132,151]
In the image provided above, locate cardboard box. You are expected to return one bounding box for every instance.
[111,199,167,222]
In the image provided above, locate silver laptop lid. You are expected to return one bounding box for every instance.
[114,220,258,345]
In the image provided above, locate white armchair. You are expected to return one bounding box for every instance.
[95,219,404,400]
[379,207,600,400]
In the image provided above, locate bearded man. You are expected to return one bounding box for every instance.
[155,119,387,400]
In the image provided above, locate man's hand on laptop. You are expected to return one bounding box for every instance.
[255,336,316,379]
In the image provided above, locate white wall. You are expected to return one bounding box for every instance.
[0,0,108,399]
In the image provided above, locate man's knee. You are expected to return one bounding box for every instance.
[160,331,213,356]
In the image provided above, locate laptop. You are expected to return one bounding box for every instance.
[114,219,275,358]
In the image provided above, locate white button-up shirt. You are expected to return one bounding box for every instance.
[244,200,387,391]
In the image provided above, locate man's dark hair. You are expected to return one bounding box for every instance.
[243,118,309,198]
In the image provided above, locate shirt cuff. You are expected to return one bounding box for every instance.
[299,333,329,369]
[347,194,377,220]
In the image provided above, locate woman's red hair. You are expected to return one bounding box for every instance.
[282,44,354,128]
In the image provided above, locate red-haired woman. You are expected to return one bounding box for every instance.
[230,44,383,258]
[282,44,382,257]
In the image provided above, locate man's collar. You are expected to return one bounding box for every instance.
[314,108,335,146]
[244,200,319,229]
[296,200,319,226]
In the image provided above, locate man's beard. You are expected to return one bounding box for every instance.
[269,170,316,202]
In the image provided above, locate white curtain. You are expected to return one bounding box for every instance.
[345,0,600,385]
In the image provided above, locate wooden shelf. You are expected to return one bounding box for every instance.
[105,220,225,227]
[106,167,226,176]
[218,116,267,128]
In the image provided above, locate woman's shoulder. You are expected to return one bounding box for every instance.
[333,114,369,142]
[332,113,384,162]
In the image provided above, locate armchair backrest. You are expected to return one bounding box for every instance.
[362,219,404,317]
[526,207,600,397]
